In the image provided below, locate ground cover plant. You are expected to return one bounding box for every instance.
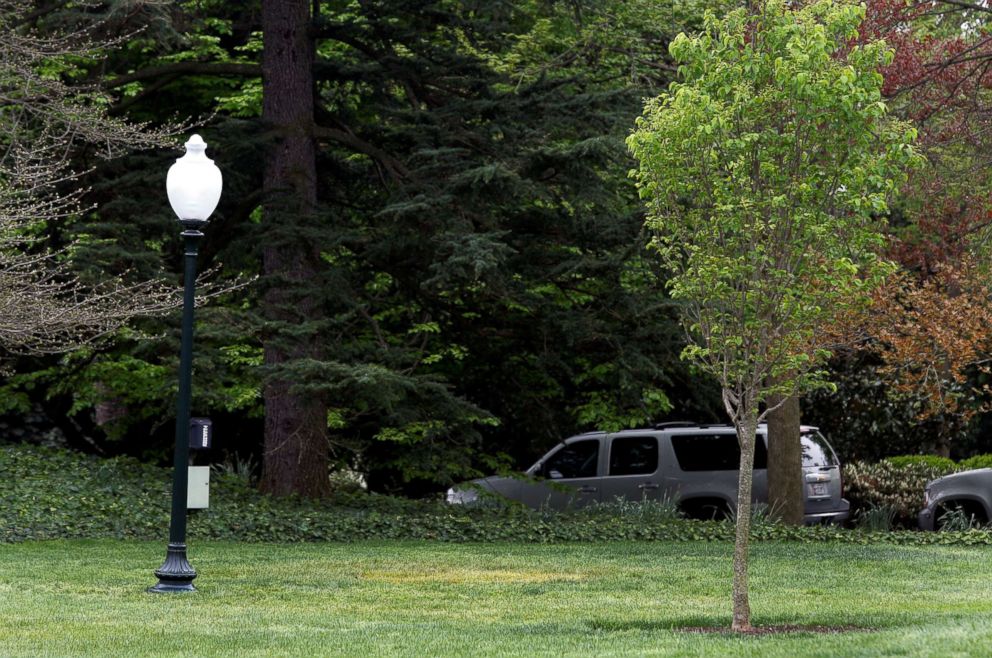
[4,443,992,547]
[1,539,992,657]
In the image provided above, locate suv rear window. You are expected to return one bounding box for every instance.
[802,431,839,467]
[670,433,768,471]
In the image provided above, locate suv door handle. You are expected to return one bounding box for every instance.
[638,483,660,490]
[578,486,598,493]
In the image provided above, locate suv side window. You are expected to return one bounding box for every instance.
[670,433,768,471]
[609,436,659,476]
[542,439,599,479]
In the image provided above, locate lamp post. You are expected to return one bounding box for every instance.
[150,134,222,593]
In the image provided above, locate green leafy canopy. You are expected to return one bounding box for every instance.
[628,0,922,410]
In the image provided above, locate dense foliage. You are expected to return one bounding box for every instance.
[3,0,992,497]
[843,454,992,527]
[6,443,992,546]
[822,0,992,457]
[843,459,953,527]
[0,0,730,494]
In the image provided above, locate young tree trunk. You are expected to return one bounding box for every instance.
[767,394,803,525]
[258,0,330,498]
[731,411,757,632]
[726,387,760,633]
[933,422,952,458]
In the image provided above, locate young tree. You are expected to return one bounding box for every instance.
[628,0,919,631]
[0,0,179,360]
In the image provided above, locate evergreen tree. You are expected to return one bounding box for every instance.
[5,0,723,495]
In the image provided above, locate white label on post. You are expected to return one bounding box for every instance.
[187,466,210,509]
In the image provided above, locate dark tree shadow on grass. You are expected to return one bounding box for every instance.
[588,618,874,636]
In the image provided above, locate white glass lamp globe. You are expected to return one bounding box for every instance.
[166,135,222,222]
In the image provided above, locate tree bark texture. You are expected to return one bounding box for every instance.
[767,394,803,526]
[731,411,758,632]
[933,425,952,458]
[259,0,330,498]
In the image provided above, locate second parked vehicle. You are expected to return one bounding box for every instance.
[446,422,850,524]
[918,469,992,530]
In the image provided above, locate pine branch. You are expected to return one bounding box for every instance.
[104,62,261,89]
[313,125,411,181]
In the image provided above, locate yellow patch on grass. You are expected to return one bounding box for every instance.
[359,568,586,585]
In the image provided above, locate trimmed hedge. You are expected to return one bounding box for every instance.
[883,455,957,471]
[959,454,992,470]
[842,459,955,527]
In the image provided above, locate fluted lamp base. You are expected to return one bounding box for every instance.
[149,543,197,593]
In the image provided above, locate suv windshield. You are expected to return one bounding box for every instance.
[802,431,839,467]
[542,439,599,479]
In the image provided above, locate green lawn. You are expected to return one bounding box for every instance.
[1,540,991,657]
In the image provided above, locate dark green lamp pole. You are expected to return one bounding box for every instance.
[150,135,222,593]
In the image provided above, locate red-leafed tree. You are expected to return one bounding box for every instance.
[863,0,992,270]
[843,1,992,454]
[870,260,992,456]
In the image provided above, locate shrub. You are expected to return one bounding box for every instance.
[842,459,957,527]
[959,454,992,470]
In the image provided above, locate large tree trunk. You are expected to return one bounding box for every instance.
[767,394,803,525]
[258,0,330,498]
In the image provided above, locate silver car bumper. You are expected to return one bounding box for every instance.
[803,498,850,524]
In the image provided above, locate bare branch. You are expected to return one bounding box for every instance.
[0,0,226,356]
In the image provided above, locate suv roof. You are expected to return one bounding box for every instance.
[648,422,820,432]
[564,423,822,443]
